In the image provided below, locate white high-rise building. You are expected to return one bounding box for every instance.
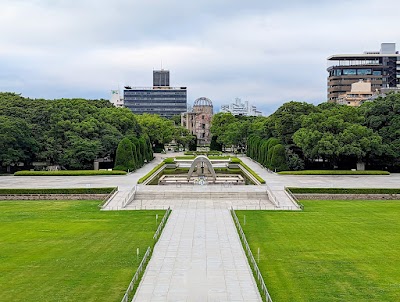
[221,98,262,116]
[110,90,124,108]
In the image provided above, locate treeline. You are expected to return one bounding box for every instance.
[0,93,188,172]
[211,93,400,172]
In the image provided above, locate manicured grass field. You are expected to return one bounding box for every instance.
[0,200,164,302]
[237,200,400,301]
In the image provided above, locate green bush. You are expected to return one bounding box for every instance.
[163,158,175,163]
[270,144,288,172]
[114,138,135,171]
[278,170,390,175]
[287,187,400,194]
[14,170,126,176]
[0,188,116,194]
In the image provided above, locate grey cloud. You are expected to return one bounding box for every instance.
[0,0,398,115]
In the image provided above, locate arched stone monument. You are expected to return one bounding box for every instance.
[187,155,216,183]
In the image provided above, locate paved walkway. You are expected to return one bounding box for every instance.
[133,206,261,302]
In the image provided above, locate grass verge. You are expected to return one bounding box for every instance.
[0,187,116,195]
[237,200,400,301]
[137,161,166,184]
[231,157,265,184]
[0,200,165,302]
[287,187,400,194]
[14,170,127,176]
[278,170,390,175]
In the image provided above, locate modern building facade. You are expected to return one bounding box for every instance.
[327,43,400,102]
[123,70,187,118]
[181,97,213,146]
[221,98,262,116]
[337,80,377,107]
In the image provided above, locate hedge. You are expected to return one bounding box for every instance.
[0,188,116,195]
[227,157,265,184]
[278,170,390,175]
[14,170,127,176]
[163,158,175,164]
[287,188,400,195]
[137,161,166,184]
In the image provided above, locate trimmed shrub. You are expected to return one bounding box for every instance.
[270,144,288,172]
[114,138,135,171]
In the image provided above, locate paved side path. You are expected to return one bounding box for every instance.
[133,207,262,302]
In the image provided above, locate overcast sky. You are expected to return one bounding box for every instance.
[0,0,398,115]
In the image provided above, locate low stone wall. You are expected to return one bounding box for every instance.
[294,194,400,200]
[0,194,108,200]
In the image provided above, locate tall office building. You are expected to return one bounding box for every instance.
[327,43,400,102]
[153,69,170,86]
[123,69,187,118]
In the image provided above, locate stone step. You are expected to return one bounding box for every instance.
[133,191,268,200]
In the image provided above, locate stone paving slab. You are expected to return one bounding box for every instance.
[133,207,262,302]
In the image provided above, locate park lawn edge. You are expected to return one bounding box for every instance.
[278,170,390,175]
[288,187,400,194]
[231,157,265,184]
[0,187,116,195]
[137,161,166,184]
[14,170,127,176]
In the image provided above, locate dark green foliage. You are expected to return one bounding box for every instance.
[286,149,305,171]
[188,135,197,151]
[0,93,142,171]
[0,188,116,194]
[270,144,288,171]
[114,138,135,171]
[210,136,223,151]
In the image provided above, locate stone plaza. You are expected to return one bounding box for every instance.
[1,154,400,301]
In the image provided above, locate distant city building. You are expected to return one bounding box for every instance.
[327,42,400,103]
[337,80,378,107]
[181,97,213,146]
[119,69,187,118]
[110,90,124,108]
[221,98,262,116]
[153,69,170,87]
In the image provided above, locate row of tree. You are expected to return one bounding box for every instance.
[114,136,153,171]
[0,93,193,172]
[210,93,400,171]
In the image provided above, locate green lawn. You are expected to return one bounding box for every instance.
[237,200,400,301]
[0,200,164,302]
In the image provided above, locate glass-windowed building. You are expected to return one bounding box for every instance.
[327,43,400,102]
[123,70,187,118]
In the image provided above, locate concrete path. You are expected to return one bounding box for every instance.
[133,206,262,302]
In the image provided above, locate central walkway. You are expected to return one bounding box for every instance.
[133,203,262,302]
